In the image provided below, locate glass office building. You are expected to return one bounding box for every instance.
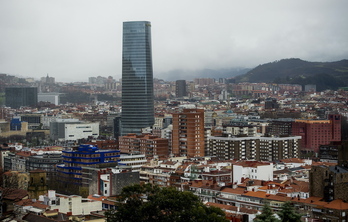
[121,21,154,135]
[5,87,38,108]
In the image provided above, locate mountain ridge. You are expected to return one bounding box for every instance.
[234,58,348,91]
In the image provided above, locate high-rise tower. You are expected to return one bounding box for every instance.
[175,80,187,98]
[172,109,205,157]
[121,21,154,135]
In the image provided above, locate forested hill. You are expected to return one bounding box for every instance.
[234,58,348,91]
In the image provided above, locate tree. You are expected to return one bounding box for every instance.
[105,183,228,222]
[254,203,280,222]
[277,202,301,222]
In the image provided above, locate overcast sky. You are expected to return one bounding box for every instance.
[1,0,347,82]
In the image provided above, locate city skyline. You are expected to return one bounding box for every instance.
[0,0,348,82]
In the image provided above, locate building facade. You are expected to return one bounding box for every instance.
[42,190,102,216]
[118,134,169,159]
[266,119,293,137]
[121,21,154,135]
[175,80,187,98]
[50,119,99,141]
[20,114,42,130]
[88,168,140,196]
[38,93,61,105]
[172,109,205,158]
[26,153,63,180]
[207,136,301,161]
[5,87,38,108]
[310,165,348,202]
[56,144,120,196]
[292,114,341,152]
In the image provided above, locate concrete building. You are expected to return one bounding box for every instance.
[42,190,102,216]
[28,170,48,199]
[87,168,140,196]
[175,80,187,98]
[56,144,120,196]
[121,21,154,135]
[118,154,147,172]
[5,87,38,108]
[4,151,29,172]
[222,124,258,137]
[172,109,205,158]
[207,136,301,161]
[50,119,99,142]
[20,114,42,130]
[38,93,61,105]
[310,165,348,202]
[232,161,273,184]
[26,153,63,180]
[266,119,293,137]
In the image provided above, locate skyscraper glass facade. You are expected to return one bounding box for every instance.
[121,21,154,135]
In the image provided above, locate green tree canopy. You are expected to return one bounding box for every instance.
[254,203,280,222]
[105,183,228,222]
[277,202,301,222]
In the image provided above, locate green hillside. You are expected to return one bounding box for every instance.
[234,58,348,91]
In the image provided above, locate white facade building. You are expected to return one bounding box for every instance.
[41,190,102,215]
[119,154,147,172]
[64,122,99,141]
[233,162,273,184]
[50,119,99,141]
[38,93,62,105]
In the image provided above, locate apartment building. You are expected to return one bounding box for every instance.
[207,136,300,161]
[172,109,205,157]
[118,134,169,159]
[55,144,120,196]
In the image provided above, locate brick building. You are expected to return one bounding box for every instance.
[172,109,205,158]
[118,134,169,159]
[292,114,341,152]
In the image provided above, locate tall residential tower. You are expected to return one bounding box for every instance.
[175,80,187,98]
[121,21,154,135]
[172,109,205,158]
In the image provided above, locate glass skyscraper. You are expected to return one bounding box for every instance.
[121,21,154,135]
